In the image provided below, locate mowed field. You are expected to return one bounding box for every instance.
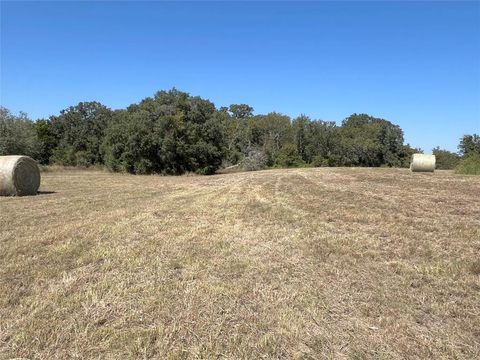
[1,168,479,359]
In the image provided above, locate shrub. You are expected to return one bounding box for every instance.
[455,153,480,175]
[134,158,153,175]
[311,155,329,167]
[274,144,305,168]
[51,145,76,166]
[243,148,268,171]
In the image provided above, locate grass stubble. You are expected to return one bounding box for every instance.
[0,168,479,359]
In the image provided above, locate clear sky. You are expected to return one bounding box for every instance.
[1,1,479,152]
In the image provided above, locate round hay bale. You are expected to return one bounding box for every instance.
[410,153,436,172]
[0,155,41,196]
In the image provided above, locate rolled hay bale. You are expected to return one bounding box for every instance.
[0,156,41,196]
[410,153,436,172]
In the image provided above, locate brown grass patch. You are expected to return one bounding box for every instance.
[1,168,479,359]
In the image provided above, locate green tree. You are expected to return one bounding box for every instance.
[33,119,58,164]
[102,89,226,175]
[102,110,158,174]
[302,119,338,164]
[0,107,41,159]
[432,147,460,170]
[458,134,480,157]
[336,114,405,167]
[228,104,254,119]
[249,112,292,165]
[292,115,309,162]
[49,102,113,166]
[274,143,305,168]
[224,104,255,165]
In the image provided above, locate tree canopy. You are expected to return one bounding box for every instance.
[458,134,480,157]
[1,89,475,175]
[102,89,227,175]
[0,107,41,159]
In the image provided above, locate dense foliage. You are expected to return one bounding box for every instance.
[0,107,41,159]
[101,90,227,175]
[432,147,460,170]
[1,89,478,175]
[458,134,480,157]
[454,134,480,175]
[455,153,480,175]
[48,102,112,166]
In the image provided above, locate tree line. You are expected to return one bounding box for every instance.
[1,88,478,175]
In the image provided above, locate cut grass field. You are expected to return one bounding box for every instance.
[1,168,479,359]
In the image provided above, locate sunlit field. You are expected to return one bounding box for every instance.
[1,168,479,359]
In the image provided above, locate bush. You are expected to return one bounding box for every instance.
[51,145,76,166]
[310,155,329,167]
[274,144,305,168]
[455,153,480,175]
[243,148,268,171]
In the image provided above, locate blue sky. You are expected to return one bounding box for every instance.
[1,1,479,152]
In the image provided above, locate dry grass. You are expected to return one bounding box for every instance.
[1,168,479,359]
